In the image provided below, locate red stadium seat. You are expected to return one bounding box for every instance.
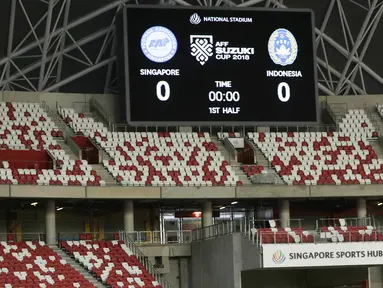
[248,110,381,185]
[61,240,162,288]
[0,241,95,287]
[0,102,104,186]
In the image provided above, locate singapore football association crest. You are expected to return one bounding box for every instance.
[268,28,298,66]
[190,35,214,65]
[140,26,178,63]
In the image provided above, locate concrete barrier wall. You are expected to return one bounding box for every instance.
[242,266,368,288]
[3,184,383,199]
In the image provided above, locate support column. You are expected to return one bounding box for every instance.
[202,201,213,228]
[45,200,56,245]
[123,200,134,233]
[357,198,367,226]
[278,199,290,228]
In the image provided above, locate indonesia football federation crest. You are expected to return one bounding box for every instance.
[190,35,214,65]
[268,28,298,66]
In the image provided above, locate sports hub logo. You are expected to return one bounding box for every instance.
[140,26,178,63]
[272,250,286,264]
[268,28,298,66]
[190,35,214,65]
[190,13,201,25]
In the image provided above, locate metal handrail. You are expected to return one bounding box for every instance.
[316,217,375,229]
[223,137,237,163]
[321,100,338,126]
[119,231,174,288]
[363,102,380,136]
[89,98,112,131]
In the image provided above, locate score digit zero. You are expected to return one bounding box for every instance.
[156,81,170,101]
[278,82,290,102]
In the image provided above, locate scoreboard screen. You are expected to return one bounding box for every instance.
[122,6,318,125]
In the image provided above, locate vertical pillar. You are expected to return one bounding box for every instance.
[123,200,134,233]
[45,200,56,245]
[357,198,367,226]
[279,199,290,228]
[357,198,367,219]
[202,201,213,227]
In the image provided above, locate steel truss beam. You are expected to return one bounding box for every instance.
[0,0,381,95]
[0,0,130,92]
[267,0,383,95]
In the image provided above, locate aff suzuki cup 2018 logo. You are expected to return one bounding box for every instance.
[140,26,178,63]
[268,28,298,66]
[190,35,214,65]
[272,250,286,264]
[190,13,201,25]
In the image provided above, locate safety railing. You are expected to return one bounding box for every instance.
[249,171,283,185]
[57,230,192,244]
[65,131,82,159]
[119,231,174,288]
[364,102,380,136]
[43,102,67,139]
[223,137,238,163]
[192,219,247,242]
[249,229,383,246]
[89,98,112,131]
[0,233,45,242]
[248,218,304,229]
[316,217,375,229]
[321,100,338,126]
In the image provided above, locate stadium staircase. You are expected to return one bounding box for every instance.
[212,136,251,185]
[91,163,118,185]
[246,137,285,184]
[329,103,348,124]
[51,246,105,288]
[119,232,174,288]
[56,138,79,160]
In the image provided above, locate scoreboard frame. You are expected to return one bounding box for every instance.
[121,5,319,126]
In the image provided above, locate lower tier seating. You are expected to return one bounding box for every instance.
[320,219,383,242]
[251,220,314,244]
[61,240,161,288]
[0,241,95,287]
[256,227,314,244]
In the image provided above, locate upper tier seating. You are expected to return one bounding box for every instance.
[248,110,381,185]
[252,220,314,244]
[250,131,383,185]
[0,241,95,287]
[61,240,161,288]
[242,165,265,177]
[319,219,383,242]
[58,109,241,186]
[59,108,107,136]
[338,109,378,139]
[0,102,103,186]
[98,132,239,186]
[0,102,62,149]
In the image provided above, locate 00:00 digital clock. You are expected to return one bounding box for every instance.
[208,91,241,102]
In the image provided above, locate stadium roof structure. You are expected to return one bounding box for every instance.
[0,0,382,95]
